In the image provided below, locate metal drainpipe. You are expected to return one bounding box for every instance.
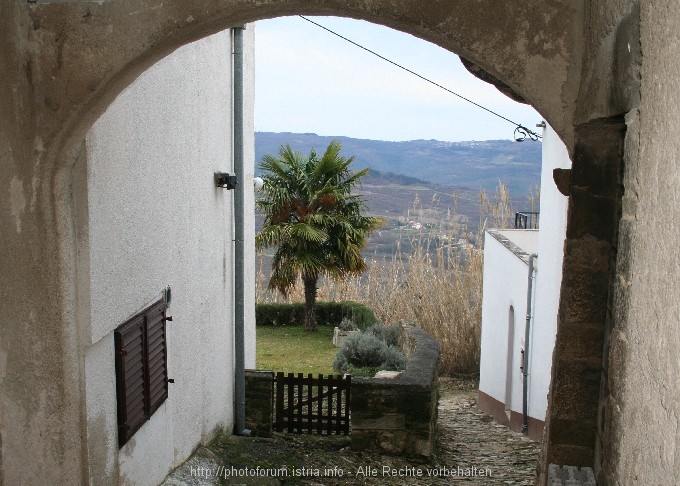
[232,24,250,437]
[521,253,537,434]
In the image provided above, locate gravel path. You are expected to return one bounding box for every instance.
[163,378,541,485]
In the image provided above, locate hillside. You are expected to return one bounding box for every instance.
[255,132,541,260]
[255,132,541,196]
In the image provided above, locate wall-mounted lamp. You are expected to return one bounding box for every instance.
[215,172,237,190]
[253,177,264,191]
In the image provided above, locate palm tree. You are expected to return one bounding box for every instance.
[255,140,383,331]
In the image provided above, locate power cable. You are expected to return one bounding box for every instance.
[299,15,541,141]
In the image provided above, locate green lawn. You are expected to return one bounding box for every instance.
[255,325,339,376]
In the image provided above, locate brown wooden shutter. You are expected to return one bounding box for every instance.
[115,299,169,447]
[115,315,147,446]
[145,300,168,415]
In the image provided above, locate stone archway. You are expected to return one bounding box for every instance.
[1,2,650,485]
[20,0,579,167]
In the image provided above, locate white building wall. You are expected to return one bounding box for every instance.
[479,123,571,435]
[78,27,256,486]
[478,233,534,414]
[242,25,257,370]
[528,123,572,423]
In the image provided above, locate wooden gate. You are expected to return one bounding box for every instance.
[274,372,351,435]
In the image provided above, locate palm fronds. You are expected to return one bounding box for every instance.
[256,140,384,330]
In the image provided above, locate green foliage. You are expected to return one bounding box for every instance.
[255,140,384,331]
[256,301,377,329]
[332,324,406,375]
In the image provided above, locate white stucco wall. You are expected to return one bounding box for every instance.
[79,27,256,486]
[479,232,535,414]
[528,124,571,422]
[479,123,571,426]
[242,25,257,370]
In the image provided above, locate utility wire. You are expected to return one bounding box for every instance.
[299,15,541,141]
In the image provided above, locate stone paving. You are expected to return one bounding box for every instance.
[163,377,542,485]
[434,378,541,485]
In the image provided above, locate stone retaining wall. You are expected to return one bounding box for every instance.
[350,326,440,459]
[244,327,440,457]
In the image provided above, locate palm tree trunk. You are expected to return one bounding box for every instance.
[303,276,318,332]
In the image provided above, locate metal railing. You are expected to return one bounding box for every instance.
[514,212,540,229]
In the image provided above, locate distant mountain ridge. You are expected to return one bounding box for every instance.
[255,132,541,196]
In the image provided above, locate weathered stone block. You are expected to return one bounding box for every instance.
[553,322,605,359]
[568,190,620,241]
[559,270,610,324]
[564,236,612,273]
[548,464,596,486]
[551,359,601,419]
[352,413,405,430]
[548,444,595,469]
[550,418,597,448]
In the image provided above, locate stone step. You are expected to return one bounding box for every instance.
[548,464,596,486]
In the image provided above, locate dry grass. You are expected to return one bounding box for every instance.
[256,183,515,376]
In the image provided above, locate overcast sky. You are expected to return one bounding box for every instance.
[254,16,541,143]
